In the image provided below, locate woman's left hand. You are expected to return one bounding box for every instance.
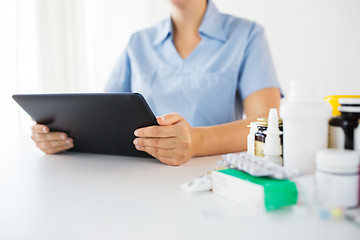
[133,113,197,166]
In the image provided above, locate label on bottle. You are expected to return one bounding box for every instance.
[316,171,359,208]
[354,124,360,151]
[255,140,265,157]
[329,126,345,149]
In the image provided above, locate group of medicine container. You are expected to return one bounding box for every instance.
[247,81,360,210]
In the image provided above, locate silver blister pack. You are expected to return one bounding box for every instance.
[219,152,299,179]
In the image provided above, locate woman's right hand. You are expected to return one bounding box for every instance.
[31,124,74,154]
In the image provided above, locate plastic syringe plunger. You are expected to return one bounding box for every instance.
[263,108,283,165]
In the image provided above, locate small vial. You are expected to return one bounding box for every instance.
[247,122,258,155]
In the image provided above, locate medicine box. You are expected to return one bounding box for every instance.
[212,169,298,211]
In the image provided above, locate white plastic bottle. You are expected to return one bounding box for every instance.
[247,122,258,155]
[279,81,331,174]
[263,108,283,165]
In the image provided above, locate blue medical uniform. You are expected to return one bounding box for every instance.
[105,0,280,127]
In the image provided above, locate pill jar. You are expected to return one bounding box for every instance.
[254,118,283,157]
[329,98,360,150]
[247,122,258,155]
[316,149,360,209]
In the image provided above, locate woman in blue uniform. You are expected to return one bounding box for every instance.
[31,0,281,166]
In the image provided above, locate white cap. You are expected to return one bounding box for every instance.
[316,149,360,174]
[247,122,258,134]
[280,81,331,120]
[289,81,318,99]
[247,121,257,129]
[338,98,360,105]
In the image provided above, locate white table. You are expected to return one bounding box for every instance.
[0,136,359,240]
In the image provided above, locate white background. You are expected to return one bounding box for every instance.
[1,0,360,138]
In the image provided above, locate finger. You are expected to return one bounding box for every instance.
[32,132,68,142]
[135,145,177,165]
[156,112,184,126]
[136,145,187,166]
[135,145,173,157]
[133,137,176,149]
[134,125,177,138]
[32,124,49,134]
[42,143,74,154]
[36,138,73,150]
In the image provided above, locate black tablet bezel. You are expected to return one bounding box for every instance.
[12,93,158,158]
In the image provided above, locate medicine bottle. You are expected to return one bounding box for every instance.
[247,122,258,155]
[280,81,331,174]
[329,98,360,150]
[316,149,360,209]
[263,108,283,166]
[355,119,360,151]
[254,118,283,157]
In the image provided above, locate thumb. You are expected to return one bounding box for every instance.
[156,113,184,126]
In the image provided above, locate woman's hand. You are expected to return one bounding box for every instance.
[31,124,74,154]
[133,113,198,166]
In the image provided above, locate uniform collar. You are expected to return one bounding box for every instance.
[152,17,172,46]
[198,0,227,42]
[153,0,226,46]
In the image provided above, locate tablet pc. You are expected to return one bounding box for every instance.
[12,93,158,158]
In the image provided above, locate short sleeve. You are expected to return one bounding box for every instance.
[104,49,131,92]
[238,23,281,100]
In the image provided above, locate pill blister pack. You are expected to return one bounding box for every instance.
[219,152,299,179]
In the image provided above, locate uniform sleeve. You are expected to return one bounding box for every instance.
[104,48,131,92]
[238,23,281,100]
